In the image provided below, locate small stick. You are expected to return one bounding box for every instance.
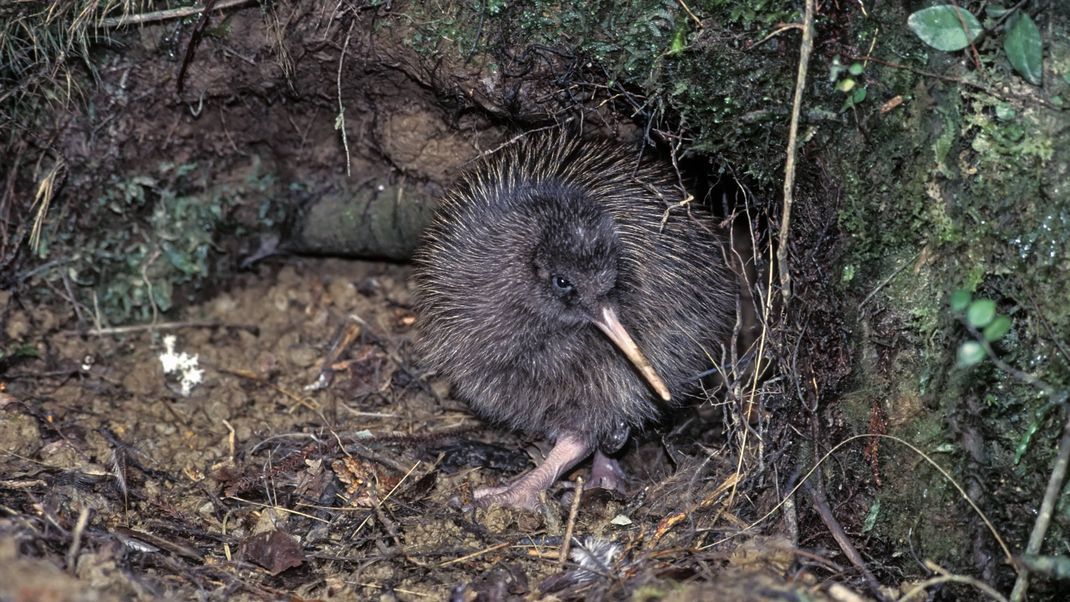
[65,505,90,573]
[805,475,888,602]
[776,0,815,301]
[1010,412,1070,602]
[899,574,1008,602]
[439,542,511,567]
[62,320,259,336]
[336,22,355,176]
[559,476,584,566]
[98,0,255,28]
[676,0,703,28]
[859,254,918,309]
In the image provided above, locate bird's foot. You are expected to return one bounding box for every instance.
[473,482,543,511]
[471,433,590,511]
[587,450,629,495]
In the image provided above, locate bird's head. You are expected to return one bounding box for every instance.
[525,187,671,402]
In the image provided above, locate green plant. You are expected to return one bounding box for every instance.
[829,56,867,111]
[907,4,1044,85]
[32,158,277,325]
[949,288,1013,367]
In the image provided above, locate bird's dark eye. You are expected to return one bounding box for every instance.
[551,274,574,294]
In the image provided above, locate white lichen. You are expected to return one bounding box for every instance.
[158,335,204,396]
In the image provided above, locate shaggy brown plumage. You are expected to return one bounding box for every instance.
[413,132,735,509]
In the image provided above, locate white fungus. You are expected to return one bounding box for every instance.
[158,335,204,396]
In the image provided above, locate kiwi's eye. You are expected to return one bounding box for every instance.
[551,274,574,294]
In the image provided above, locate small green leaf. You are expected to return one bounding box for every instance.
[668,23,688,56]
[1014,402,1057,464]
[958,341,986,367]
[836,77,856,92]
[841,86,868,111]
[908,6,983,52]
[966,299,996,328]
[1004,12,1043,85]
[848,62,864,76]
[153,279,174,312]
[841,264,856,283]
[862,499,881,533]
[984,315,1012,341]
[949,289,972,312]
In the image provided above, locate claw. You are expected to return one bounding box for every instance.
[471,433,590,511]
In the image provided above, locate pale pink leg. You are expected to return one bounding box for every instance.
[588,450,628,494]
[474,433,590,510]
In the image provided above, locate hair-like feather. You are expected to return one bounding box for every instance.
[413,132,734,450]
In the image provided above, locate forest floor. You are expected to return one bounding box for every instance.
[0,258,842,601]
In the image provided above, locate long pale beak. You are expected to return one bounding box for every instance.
[593,306,672,402]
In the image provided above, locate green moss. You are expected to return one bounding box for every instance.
[831,3,1070,579]
[34,157,279,324]
[401,0,797,187]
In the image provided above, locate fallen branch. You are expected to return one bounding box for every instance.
[98,0,257,28]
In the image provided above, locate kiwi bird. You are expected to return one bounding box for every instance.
[413,132,735,510]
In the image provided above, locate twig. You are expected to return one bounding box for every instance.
[336,21,355,177]
[559,476,584,566]
[754,23,803,47]
[176,0,218,94]
[676,0,703,28]
[653,472,741,549]
[139,249,161,329]
[61,320,259,336]
[465,121,576,166]
[467,0,486,61]
[900,571,1008,602]
[29,158,65,254]
[226,496,331,524]
[776,0,815,301]
[352,583,435,598]
[988,0,1030,32]
[352,461,422,539]
[726,234,774,510]
[1010,411,1070,602]
[947,0,982,71]
[701,433,1017,572]
[65,505,90,573]
[859,254,918,309]
[98,0,256,28]
[964,321,1055,397]
[847,54,1064,111]
[805,451,888,601]
[439,542,511,567]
